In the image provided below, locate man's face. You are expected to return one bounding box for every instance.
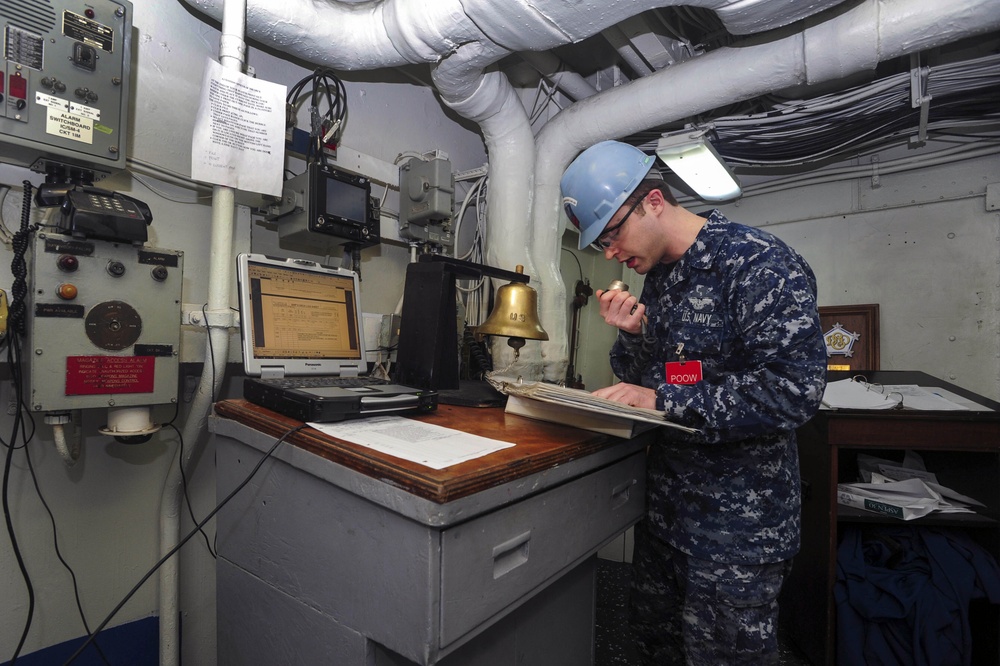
[600,194,662,274]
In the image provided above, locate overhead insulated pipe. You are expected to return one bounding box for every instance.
[530,0,1000,380]
[602,24,655,77]
[180,0,853,57]
[518,50,599,102]
[431,47,546,373]
[158,1,246,664]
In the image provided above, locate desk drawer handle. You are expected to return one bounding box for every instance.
[611,480,635,509]
[492,530,531,579]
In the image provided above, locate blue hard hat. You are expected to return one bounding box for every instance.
[560,141,655,250]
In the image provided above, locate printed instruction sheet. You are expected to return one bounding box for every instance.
[191,58,285,196]
[308,415,515,469]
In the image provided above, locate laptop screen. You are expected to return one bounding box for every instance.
[237,253,367,378]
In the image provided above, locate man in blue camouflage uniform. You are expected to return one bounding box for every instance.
[561,141,827,665]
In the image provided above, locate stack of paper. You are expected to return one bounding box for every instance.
[838,452,985,520]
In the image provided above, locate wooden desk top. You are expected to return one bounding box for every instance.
[213,399,648,504]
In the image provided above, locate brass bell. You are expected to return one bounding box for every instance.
[476,265,548,356]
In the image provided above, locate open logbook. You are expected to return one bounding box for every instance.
[491,377,699,438]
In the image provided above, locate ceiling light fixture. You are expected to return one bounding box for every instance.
[656,128,742,202]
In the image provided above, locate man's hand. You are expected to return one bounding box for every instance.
[592,382,657,409]
[596,288,645,335]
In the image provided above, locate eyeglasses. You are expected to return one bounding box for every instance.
[590,195,646,252]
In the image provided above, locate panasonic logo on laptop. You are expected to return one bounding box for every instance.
[304,363,323,367]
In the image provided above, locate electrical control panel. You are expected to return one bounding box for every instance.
[24,232,182,412]
[398,155,455,247]
[0,0,132,178]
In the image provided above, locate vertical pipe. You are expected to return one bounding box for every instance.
[158,1,245,664]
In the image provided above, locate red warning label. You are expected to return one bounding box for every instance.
[66,356,155,395]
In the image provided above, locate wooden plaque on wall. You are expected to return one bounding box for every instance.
[818,304,880,372]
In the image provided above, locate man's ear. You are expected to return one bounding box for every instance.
[646,187,666,211]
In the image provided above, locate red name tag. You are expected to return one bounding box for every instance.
[665,360,703,384]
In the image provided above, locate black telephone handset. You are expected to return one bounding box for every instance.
[59,186,153,244]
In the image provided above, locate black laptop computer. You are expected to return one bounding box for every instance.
[237,253,437,422]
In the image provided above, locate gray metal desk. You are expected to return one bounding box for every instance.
[211,400,649,665]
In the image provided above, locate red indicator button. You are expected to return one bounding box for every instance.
[9,73,26,99]
[57,254,79,272]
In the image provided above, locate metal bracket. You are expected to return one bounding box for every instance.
[454,164,489,182]
[909,52,932,146]
[870,154,881,189]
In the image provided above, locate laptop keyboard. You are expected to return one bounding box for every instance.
[258,376,389,388]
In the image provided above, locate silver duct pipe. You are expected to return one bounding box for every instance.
[181,0,850,60]
[519,50,599,102]
[530,0,1000,379]
[602,24,655,77]
[431,45,544,372]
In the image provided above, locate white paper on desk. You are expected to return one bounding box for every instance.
[923,387,994,411]
[821,379,901,409]
[191,58,286,196]
[852,476,943,500]
[881,385,970,411]
[307,416,514,470]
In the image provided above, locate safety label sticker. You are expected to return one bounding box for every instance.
[46,108,94,144]
[65,356,156,395]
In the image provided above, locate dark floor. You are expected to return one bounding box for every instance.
[594,559,812,665]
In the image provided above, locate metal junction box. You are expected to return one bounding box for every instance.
[25,232,182,413]
[1,0,132,177]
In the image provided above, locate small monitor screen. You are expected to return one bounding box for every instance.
[325,175,368,224]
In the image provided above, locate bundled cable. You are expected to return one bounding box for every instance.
[285,67,349,165]
[4,180,37,664]
[633,52,1000,168]
[9,181,37,337]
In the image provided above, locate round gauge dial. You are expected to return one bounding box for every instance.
[85,301,142,350]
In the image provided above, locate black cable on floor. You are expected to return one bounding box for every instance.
[63,423,307,665]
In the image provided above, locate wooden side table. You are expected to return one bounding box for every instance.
[783,371,1000,664]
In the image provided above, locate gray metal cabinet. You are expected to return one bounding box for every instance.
[211,402,649,665]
